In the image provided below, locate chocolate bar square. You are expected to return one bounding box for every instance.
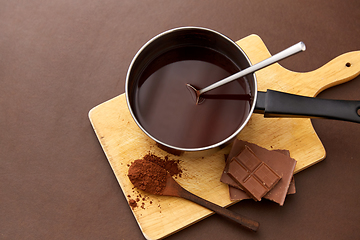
[227,146,281,201]
[221,140,297,205]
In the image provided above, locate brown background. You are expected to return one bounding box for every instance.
[1,0,359,239]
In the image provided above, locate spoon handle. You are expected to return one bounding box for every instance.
[179,188,259,231]
[198,42,306,95]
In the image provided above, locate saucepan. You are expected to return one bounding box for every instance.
[125,27,360,154]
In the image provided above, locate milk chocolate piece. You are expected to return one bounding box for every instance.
[221,140,297,205]
[287,177,296,195]
[227,146,281,201]
[229,177,296,201]
[229,185,252,201]
[224,150,296,195]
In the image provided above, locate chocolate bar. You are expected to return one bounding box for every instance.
[229,177,296,201]
[226,146,282,201]
[225,150,296,195]
[221,140,297,205]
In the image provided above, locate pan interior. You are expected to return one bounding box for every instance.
[126,27,256,150]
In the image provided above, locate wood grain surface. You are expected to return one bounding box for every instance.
[88,34,360,240]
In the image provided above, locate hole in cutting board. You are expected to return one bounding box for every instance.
[345,62,351,67]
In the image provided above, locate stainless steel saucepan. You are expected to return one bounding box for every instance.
[125,27,360,154]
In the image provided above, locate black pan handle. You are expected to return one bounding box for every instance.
[254,90,360,123]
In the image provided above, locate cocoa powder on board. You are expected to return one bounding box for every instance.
[127,153,183,209]
[128,159,167,195]
[128,199,137,209]
[143,153,182,177]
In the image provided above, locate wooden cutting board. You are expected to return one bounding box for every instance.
[88,34,360,240]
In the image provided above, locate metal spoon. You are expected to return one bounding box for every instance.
[186,42,306,104]
[128,159,259,231]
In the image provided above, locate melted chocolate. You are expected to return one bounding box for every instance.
[133,46,251,148]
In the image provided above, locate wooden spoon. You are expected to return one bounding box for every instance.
[128,159,259,232]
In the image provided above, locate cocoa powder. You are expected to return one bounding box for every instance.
[143,153,182,177]
[128,199,137,209]
[127,153,183,209]
[128,159,167,195]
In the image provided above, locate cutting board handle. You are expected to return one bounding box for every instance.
[237,35,360,97]
[304,51,360,96]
